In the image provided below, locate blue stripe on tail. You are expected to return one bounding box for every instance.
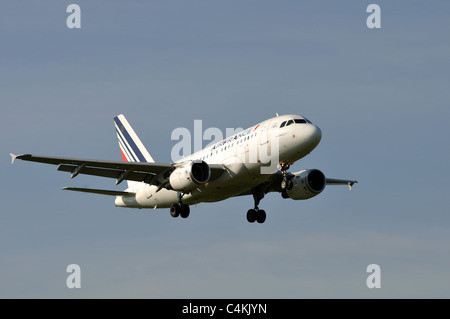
[114,116,147,162]
[116,128,137,162]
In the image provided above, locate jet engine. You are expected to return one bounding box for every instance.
[169,160,211,192]
[284,169,326,200]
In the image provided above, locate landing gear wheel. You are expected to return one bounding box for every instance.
[248,186,268,224]
[256,210,266,224]
[247,209,256,223]
[280,162,293,192]
[281,178,294,191]
[281,179,287,191]
[180,204,190,218]
[286,179,293,190]
[170,204,180,218]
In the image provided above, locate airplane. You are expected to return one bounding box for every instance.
[10,114,357,224]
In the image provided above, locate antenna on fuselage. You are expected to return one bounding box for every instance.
[276,113,279,117]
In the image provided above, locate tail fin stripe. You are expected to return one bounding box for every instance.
[114,117,147,162]
[114,124,143,162]
[116,128,138,162]
[119,148,128,162]
[114,113,154,188]
[116,131,136,162]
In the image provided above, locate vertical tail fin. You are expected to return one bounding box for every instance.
[114,114,154,187]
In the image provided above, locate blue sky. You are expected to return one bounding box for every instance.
[1,1,450,298]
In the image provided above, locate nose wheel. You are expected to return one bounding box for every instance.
[279,162,294,191]
[281,178,293,191]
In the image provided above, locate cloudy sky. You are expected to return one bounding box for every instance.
[1,1,450,298]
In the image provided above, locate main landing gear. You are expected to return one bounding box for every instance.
[247,187,266,224]
[170,203,190,218]
[170,192,190,219]
[246,208,266,224]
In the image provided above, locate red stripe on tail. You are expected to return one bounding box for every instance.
[120,149,128,162]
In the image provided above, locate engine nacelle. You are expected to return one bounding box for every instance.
[169,160,211,192]
[285,169,326,200]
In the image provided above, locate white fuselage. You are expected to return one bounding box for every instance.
[115,114,322,208]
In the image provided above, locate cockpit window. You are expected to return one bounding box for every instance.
[281,118,311,127]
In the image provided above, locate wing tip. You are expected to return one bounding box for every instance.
[348,180,358,190]
[10,153,18,164]
[9,153,31,164]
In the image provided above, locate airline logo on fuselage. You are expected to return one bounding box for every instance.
[210,124,261,152]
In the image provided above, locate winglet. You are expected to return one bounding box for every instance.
[10,153,18,164]
[348,180,358,191]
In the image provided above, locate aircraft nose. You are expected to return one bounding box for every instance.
[298,123,322,150]
[310,124,322,146]
[295,123,322,153]
[298,123,322,146]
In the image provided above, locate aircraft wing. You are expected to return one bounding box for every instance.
[235,172,358,197]
[325,178,358,190]
[10,153,226,187]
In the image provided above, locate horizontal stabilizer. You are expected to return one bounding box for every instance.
[61,187,135,196]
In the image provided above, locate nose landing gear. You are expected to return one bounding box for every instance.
[279,162,294,193]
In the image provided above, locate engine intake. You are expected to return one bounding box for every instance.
[169,160,211,192]
[285,169,326,200]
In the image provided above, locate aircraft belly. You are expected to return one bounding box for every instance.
[128,187,177,209]
[189,172,271,203]
[116,162,271,208]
